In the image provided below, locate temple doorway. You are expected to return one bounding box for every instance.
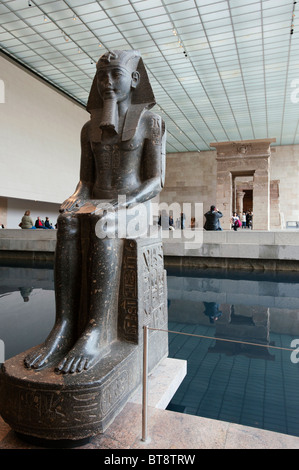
[243,190,253,213]
[212,138,276,230]
[233,173,254,216]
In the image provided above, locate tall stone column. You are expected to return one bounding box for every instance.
[215,168,232,229]
[252,161,270,230]
[236,191,245,216]
[270,180,282,229]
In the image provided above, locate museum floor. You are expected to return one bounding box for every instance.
[2,399,299,449]
[1,357,299,450]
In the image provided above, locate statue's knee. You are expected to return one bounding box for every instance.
[57,213,79,239]
[92,213,115,239]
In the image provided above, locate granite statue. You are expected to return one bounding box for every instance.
[0,50,168,442]
[23,50,166,374]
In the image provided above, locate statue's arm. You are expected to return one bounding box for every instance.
[60,122,94,212]
[126,114,166,208]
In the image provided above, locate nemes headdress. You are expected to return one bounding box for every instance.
[86,50,156,141]
[96,50,140,74]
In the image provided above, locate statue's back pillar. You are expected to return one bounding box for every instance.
[0,233,168,444]
[119,236,168,368]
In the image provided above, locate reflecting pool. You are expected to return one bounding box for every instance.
[166,266,299,438]
[1,263,299,438]
[0,264,55,360]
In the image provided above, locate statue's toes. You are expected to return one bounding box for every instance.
[24,352,46,369]
[56,355,92,374]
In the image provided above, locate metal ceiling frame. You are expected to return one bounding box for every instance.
[0,0,298,152]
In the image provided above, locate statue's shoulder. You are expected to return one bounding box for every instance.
[141,109,163,123]
[80,119,93,140]
[81,120,92,131]
[140,109,166,135]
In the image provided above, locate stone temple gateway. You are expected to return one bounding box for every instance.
[211,138,277,231]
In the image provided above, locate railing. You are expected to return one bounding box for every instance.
[141,325,295,442]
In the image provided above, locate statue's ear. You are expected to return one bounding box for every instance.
[131,71,140,89]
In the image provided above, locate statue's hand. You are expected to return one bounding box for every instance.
[59,197,82,213]
[91,199,119,215]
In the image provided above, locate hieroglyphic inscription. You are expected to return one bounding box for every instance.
[118,240,166,342]
[151,117,161,145]
[5,372,133,432]
[142,243,165,326]
[101,144,120,169]
[73,392,99,419]
[100,368,130,416]
[118,240,138,342]
[18,389,67,423]
[15,387,103,426]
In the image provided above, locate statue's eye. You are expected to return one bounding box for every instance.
[112,70,122,78]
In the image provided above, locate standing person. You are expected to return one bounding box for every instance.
[20,210,34,229]
[169,215,175,230]
[231,212,239,231]
[180,212,186,229]
[248,211,253,229]
[246,210,253,229]
[242,212,246,229]
[204,205,223,231]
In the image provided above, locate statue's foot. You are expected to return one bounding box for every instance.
[24,322,73,370]
[55,328,106,374]
[55,352,96,374]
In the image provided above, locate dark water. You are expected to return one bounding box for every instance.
[0,264,55,360]
[1,263,299,437]
[166,266,299,437]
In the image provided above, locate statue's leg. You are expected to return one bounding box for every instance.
[24,212,81,369]
[56,214,124,374]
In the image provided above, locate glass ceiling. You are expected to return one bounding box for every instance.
[0,0,298,152]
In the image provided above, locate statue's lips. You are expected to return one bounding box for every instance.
[102,89,115,98]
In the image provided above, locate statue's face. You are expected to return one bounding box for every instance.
[96,66,139,102]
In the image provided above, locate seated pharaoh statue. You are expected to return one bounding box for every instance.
[24,50,166,374]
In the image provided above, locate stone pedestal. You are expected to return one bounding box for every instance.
[0,234,168,444]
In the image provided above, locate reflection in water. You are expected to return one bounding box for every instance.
[19,287,33,302]
[1,264,299,437]
[166,267,299,437]
[203,302,222,324]
[0,265,55,360]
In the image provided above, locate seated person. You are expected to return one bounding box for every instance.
[35,216,46,228]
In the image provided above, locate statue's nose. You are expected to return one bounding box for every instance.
[105,74,112,85]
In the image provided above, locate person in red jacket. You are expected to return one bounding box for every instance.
[35,216,46,228]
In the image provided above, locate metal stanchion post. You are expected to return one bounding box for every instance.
[141,325,149,442]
